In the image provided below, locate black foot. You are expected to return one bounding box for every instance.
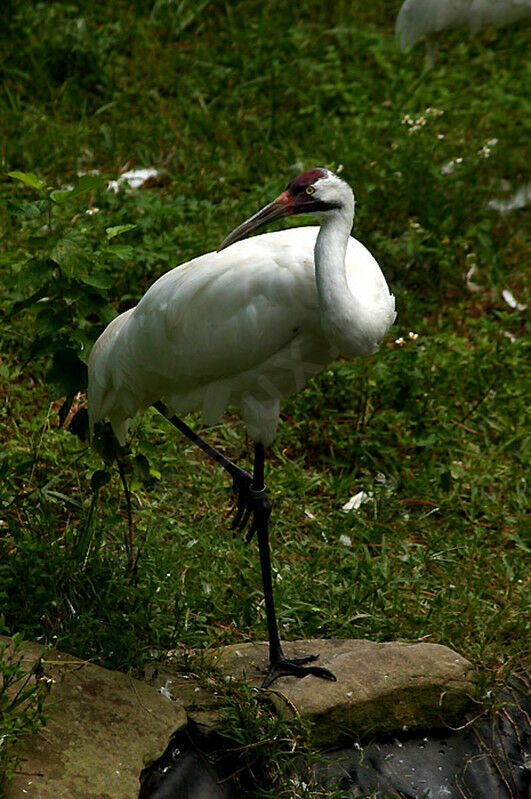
[231,471,271,543]
[261,654,337,689]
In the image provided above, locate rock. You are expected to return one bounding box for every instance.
[2,637,187,799]
[313,671,530,798]
[139,669,529,799]
[208,639,476,746]
[3,636,477,795]
[142,666,225,738]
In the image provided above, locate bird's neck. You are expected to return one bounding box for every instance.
[314,203,368,356]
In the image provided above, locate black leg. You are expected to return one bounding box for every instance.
[116,455,135,577]
[153,401,249,485]
[153,401,254,530]
[251,444,337,689]
[153,402,337,688]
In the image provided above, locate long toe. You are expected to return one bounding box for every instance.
[261,658,337,689]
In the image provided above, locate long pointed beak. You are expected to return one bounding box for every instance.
[218,191,293,251]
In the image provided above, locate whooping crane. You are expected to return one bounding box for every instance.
[88,167,396,686]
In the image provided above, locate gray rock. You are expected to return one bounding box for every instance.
[208,639,476,746]
[2,638,186,799]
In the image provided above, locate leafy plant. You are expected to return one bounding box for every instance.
[5,171,126,417]
[0,630,47,790]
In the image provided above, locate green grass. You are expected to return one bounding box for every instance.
[0,1,529,795]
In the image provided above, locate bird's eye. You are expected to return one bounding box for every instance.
[306,186,315,195]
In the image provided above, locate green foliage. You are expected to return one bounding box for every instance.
[5,171,121,402]
[0,630,47,790]
[0,1,528,794]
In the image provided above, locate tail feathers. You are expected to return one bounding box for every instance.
[109,417,130,447]
[88,308,136,446]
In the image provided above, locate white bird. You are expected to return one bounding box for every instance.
[88,167,396,686]
[396,0,531,63]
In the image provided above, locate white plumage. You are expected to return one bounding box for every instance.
[88,168,396,686]
[396,0,531,58]
[88,169,395,449]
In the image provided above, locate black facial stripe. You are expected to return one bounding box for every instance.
[294,197,342,212]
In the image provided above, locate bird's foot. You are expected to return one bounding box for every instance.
[261,653,337,689]
[231,471,271,543]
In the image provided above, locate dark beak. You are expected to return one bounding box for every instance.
[218,191,293,251]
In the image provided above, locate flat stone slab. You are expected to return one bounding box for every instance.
[2,638,186,799]
[208,639,476,746]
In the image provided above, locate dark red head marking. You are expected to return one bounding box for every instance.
[286,168,328,195]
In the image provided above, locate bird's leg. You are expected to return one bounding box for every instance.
[154,402,336,687]
[250,444,337,689]
[116,454,136,579]
[153,401,254,529]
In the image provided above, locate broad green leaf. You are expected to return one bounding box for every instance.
[51,229,89,276]
[72,174,106,196]
[105,224,136,240]
[46,348,88,399]
[91,470,111,492]
[7,199,49,218]
[28,335,56,359]
[80,272,113,290]
[15,258,55,291]
[51,175,105,204]
[5,288,49,320]
[103,244,134,260]
[8,170,46,191]
[49,189,71,204]
[35,306,63,338]
[99,303,119,324]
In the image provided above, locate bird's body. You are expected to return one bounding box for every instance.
[396,0,531,57]
[89,210,395,448]
[88,168,395,687]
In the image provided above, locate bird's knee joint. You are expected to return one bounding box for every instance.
[249,485,268,502]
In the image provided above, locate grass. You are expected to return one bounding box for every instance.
[0,1,529,795]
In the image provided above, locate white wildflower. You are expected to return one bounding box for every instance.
[442,156,462,175]
[425,106,443,116]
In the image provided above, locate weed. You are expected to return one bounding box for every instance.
[0,630,47,790]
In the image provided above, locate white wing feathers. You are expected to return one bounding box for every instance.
[88,227,395,446]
